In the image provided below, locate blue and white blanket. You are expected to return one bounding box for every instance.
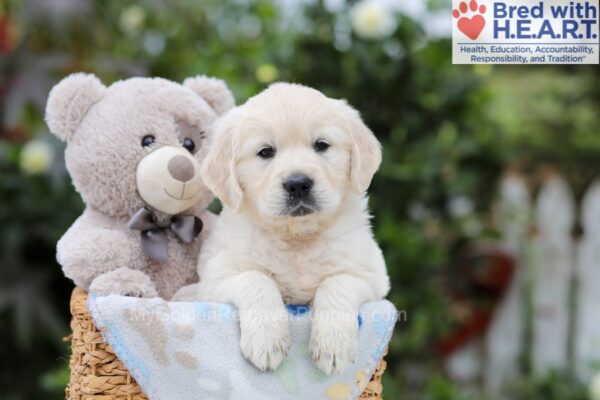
[88,294,397,400]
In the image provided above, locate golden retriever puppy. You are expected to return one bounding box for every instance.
[196,83,390,374]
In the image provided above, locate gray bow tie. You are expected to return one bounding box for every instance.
[128,208,203,264]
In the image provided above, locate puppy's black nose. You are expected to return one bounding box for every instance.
[283,174,314,199]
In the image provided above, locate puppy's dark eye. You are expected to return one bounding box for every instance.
[257,146,276,159]
[141,135,156,147]
[182,138,196,153]
[313,139,330,153]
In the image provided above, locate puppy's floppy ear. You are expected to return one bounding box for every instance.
[183,75,235,116]
[339,100,382,194]
[200,111,243,211]
[45,73,106,142]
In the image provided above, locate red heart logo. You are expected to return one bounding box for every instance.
[457,15,485,40]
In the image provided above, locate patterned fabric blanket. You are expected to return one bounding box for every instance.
[88,294,397,400]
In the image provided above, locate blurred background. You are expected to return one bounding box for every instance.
[1,0,600,399]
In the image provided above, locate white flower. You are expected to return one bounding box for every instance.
[120,5,146,35]
[408,201,430,222]
[422,11,453,39]
[448,195,474,218]
[590,372,600,400]
[143,31,165,56]
[20,140,54,174]
[255,64,279,83]
[238,15,262,39]
[350,0,398,40]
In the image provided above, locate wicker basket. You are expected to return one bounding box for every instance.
[66,287,387,399]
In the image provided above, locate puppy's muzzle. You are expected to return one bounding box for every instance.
[282,174,317,217]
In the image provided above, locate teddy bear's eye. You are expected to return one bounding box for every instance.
[141,135,156,148]
[182,138,196,153]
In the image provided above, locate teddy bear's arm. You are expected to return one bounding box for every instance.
[57,221,158,297]
[56,214,138,289]
[89,267,157,297]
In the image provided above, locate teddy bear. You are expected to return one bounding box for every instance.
[45,73,234,299]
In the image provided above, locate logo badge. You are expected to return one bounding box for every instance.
[452,0,600,64]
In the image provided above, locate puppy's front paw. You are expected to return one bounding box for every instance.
[310,312,358,375]
[89,267,158,298]
[239,307,290,371]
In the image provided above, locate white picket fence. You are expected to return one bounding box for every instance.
[446,172,600,396]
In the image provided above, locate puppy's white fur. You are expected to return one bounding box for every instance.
[195,83,390,374]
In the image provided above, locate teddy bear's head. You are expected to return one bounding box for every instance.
[45,73,234,217]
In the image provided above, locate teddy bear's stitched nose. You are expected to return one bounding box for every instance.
[168,155,195,182]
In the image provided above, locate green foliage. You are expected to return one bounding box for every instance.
[40,363,71,397]
[0,140,78,398]
[510,371,589,400]
[424,375,473,400]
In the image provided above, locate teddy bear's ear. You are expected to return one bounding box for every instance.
[183,75,235,116]
[45,73,106,142]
